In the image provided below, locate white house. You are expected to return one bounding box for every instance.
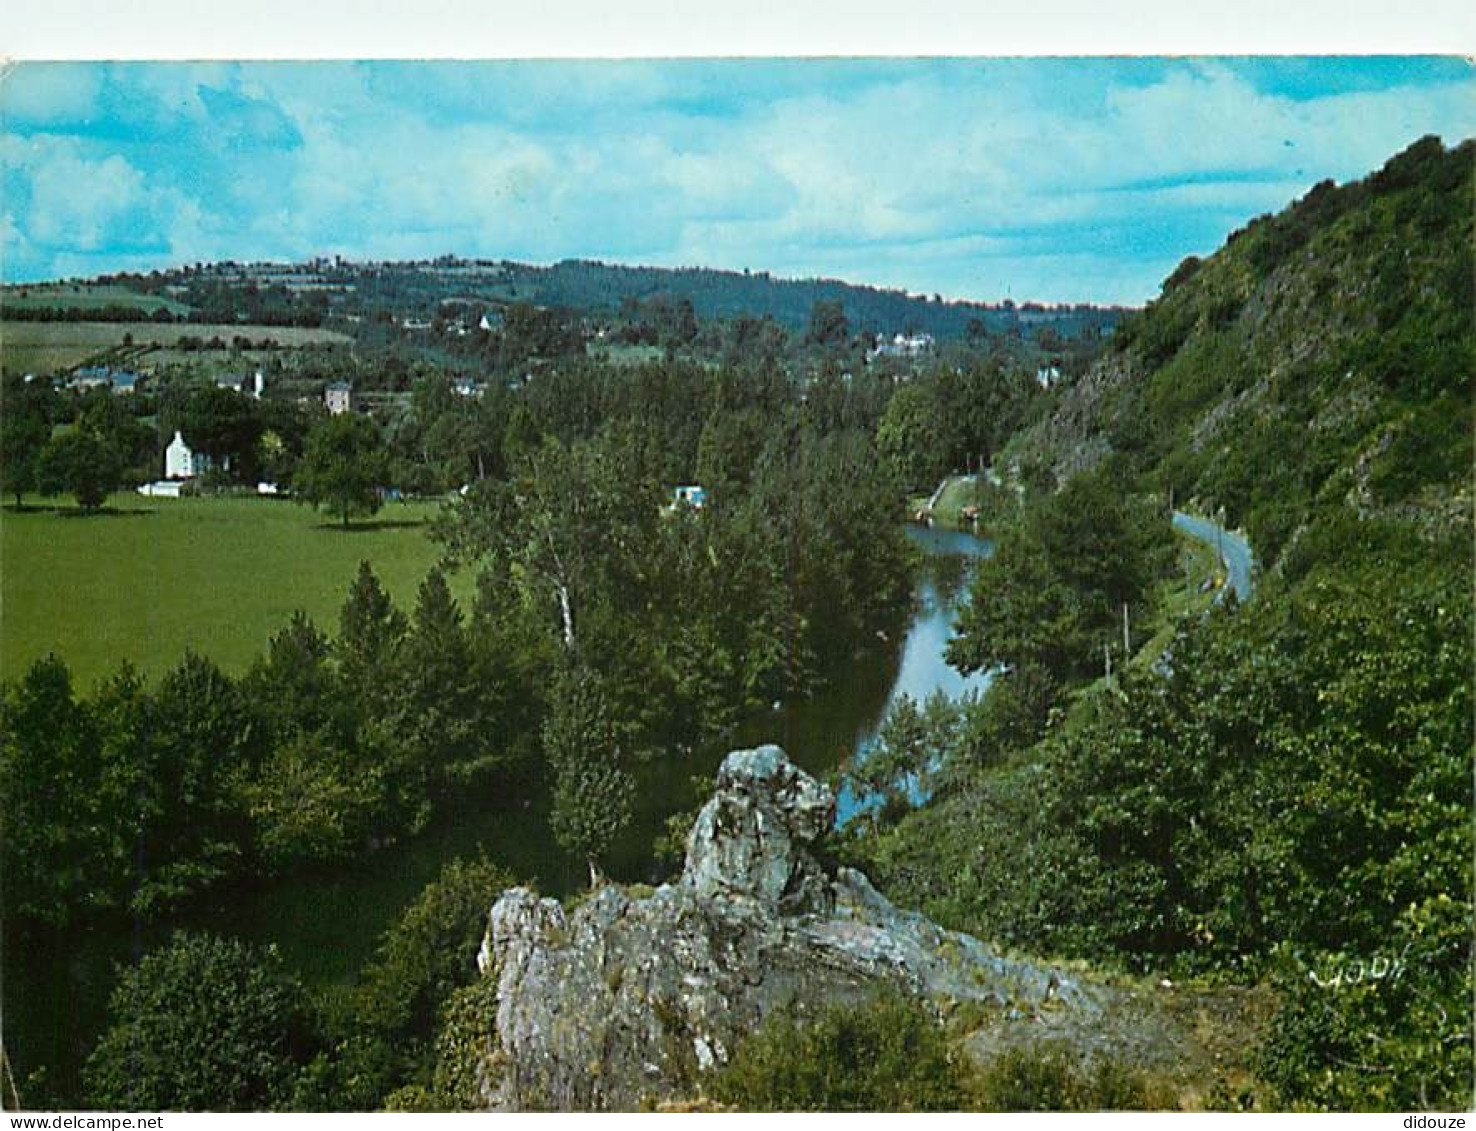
[165,431,197,479]
[165,431,221,479]
[325,381,353,415]
[870,332,935,359]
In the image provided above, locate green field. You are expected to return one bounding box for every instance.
[586,342,665,366]
[1,320,352,376]
[1,283,194,317]
[0,494,471,691]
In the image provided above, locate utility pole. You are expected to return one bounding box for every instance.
[1123,602,1131,656]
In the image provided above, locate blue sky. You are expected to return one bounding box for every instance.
[3,58,1471,302]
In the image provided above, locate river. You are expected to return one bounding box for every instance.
[8,523,991,1102]
[744,524,993,826]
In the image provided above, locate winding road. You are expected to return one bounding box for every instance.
[1172,511,1255,602]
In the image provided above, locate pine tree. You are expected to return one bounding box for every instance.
[337,561,408,710]
[396,568,487,785]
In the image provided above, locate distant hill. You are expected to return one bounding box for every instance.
[8,258,1125,345]
[473,259,1123,341]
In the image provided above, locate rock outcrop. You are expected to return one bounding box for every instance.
[476,745,1100,1111]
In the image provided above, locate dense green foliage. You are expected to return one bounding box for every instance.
[352,857,510,1041]
[435,370,918,760]
[9,134,1468,1114]
[0,563,529,933]
[295,413,391,527]
[710,990,967,1111]
[0,653,255,924]
[6,290,944,1107]
[1,376,53,505]
[75,856,510,1113]
[543,664,636,879]
[949,466,1172,713]
[35,427,125,509]
[293,857,511,1110]
[1071,137,1475,565]
[84,933,319,1111]
[381,977,502,1112]
[856,135,1474,1112]
[876,361,1041,488]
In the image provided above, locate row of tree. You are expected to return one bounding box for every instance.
[5,348,942,928]
[1,563,535,932]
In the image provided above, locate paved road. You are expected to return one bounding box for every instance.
[1172,511,1255,602]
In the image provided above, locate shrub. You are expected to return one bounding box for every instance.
[84,933,319,1111]
[710,989,967,1111]
[971,1045,1152,1111]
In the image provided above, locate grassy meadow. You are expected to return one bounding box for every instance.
[0,320,352,375]
[585,341,666,366]
[0,493,472,691]
[1,282,193,317]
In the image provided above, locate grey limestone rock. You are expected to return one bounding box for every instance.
[477,744,1098,1111]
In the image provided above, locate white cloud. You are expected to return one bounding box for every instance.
[2,63,102,124]
[13,139,148,250]
[5,60,1473,300]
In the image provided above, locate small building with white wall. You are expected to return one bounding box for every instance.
[165,431,197,479]
[325,381,354,415]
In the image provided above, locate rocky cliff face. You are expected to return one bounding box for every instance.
[1006,137,1473,555]
[476,746,1101,1111]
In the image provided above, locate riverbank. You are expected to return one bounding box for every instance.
[909,473,1018,533]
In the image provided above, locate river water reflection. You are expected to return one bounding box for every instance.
[736,523,994,825]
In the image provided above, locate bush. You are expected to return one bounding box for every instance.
[972,1045,1152,1111]
[84,933,320,1111]
[294,856,514,1111]
[1367,394,1473,503]
[710,989,967,1111]
[1257,897,1474,1111]
[356,855,512,1040]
